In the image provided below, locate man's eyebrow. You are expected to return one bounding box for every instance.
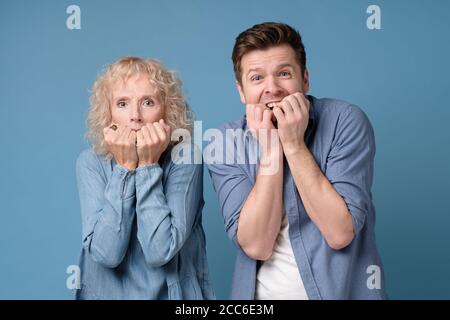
[246,63,295,76]
[276,63,295,70]
[246,67,264,75]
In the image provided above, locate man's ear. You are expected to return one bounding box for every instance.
[236,81,246,104]
[303,69,310,94]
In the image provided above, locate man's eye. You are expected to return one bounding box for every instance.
[143,99,154,107]
[251,75,262,81]
[279,71,291,77]
[117,101,127,108]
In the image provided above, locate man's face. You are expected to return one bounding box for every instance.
[237,44,309,107]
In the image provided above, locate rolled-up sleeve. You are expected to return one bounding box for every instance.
[207,161,253,247]
[325,105,376,236]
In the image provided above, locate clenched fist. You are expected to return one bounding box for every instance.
[136,119,171,166]
[103,125,138,170]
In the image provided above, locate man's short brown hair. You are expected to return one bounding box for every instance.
[232,22,307,84]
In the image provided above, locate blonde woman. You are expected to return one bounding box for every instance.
[75,57,214,299]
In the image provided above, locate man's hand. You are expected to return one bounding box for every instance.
[136,119,171,166]
[103,125,138,170]
[272,92,310,156]
[246,104,282,175]
[246,104,281,157]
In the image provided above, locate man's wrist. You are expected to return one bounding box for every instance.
[261,143,283,160]
[283,141,308,158]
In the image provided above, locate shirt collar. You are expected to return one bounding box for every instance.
[307,94,316,121]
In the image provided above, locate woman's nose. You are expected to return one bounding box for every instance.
[130,104,142,123]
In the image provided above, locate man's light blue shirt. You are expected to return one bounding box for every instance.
[207,96,388,299]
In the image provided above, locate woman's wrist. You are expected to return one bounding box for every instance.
[137,160,158,168]
[117,161,137,171]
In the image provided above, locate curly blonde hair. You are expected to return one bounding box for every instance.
[86,56,193,158]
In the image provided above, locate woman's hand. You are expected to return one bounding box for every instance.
[136,119,171,166]
[103,125,138,170]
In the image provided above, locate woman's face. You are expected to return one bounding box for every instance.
[110,73,165,131]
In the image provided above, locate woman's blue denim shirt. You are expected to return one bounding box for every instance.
[75,143,215,300]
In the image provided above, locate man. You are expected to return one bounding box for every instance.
[207,22,387,299]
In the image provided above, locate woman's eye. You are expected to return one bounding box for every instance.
[117,101,127,108]
[143,99,154,107]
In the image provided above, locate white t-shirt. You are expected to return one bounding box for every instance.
[255,213,309,300]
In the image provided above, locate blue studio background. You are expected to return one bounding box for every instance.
[1,0,449,299]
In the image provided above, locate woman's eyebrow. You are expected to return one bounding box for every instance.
[113,96,130,101]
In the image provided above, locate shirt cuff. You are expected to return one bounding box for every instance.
[111,164,136,199]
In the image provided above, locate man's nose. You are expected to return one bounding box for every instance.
[130,103,143,123]
[264,76,283,96]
